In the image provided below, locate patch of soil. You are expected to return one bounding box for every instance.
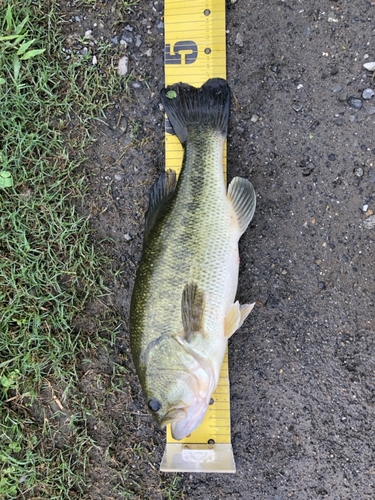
[59,0,375,498]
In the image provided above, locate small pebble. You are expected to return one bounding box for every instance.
[328,14,338,22]
[85,30,93,38]
[125,25,134,32]
[318,282,326,290]
[334,117,343,126]
[297,84,303,90]
[125,233,132,241]
[328,153,336,161]
[362,88,375,100]
[111,36,119,45]
[145,48,153,57]
[363,215,375,229]
[130,81,143,89]
[331,85,343,93]
[115,174,124,181]
[363,204,369,212]
[363,62,375,71]
[122,32,133,44]
[347,96,363,109]
[235,33,244,47]
[355,167,364,177]
[365,209,374,216]
[117,56,129,76]
[92,55,97,65]
[368,107,375,115]
[292,103,303,112]
[302,167,314,177]
[250,114,259,123]
[349,115,356,122]
[135,34,142,47]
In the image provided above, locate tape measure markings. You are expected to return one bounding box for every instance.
[161,0,236,473]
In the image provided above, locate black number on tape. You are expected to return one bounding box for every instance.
[165,41,198,64]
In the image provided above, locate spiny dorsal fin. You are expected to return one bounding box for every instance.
[181,282,205,342]
[224,301,255,338]
[144,169,177,240]
[227,177,256,235]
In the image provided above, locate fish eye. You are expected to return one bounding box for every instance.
[148,398,162,412]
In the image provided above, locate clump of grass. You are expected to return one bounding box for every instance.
[0,1,120,497]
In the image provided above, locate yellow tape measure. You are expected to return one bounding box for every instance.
[160,0,236,473]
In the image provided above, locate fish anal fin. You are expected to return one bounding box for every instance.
[144,169,177,240]
[224,301,255,338]
[181,283,205,342]
[227,177,256,235]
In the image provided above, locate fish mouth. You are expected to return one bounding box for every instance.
[160,407,187,427]
[159,396,210,440]
[169,408,207,440]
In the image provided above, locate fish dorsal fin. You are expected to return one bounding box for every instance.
[224,301,255,338]
[227,177,256,235]
[144,169,177,240]
[181,282,205,342]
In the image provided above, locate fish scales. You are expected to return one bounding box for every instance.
[130,78,256,440]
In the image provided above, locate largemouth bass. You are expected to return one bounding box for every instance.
[130,78,256,440]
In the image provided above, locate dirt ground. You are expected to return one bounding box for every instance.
[62,0,375,498]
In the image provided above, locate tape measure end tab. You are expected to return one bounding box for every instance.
[160,443,236,473]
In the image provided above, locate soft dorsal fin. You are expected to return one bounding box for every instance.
[224,301,255,338]
[144,170,177,240]
[181,282,205,342]
[227,177,256,235]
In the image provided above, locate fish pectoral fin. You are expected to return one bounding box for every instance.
[224,301,255,338]
[181,282,205,342]
[227,177,256,235]
[144,169,177,240]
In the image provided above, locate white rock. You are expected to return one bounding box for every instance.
[363,215,375,229]
[117,56,129,76]
[363,62,375,71]
[92,55,98,65]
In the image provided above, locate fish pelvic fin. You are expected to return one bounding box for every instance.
[181,282,205,342]
[224,301,255,338]
[227,176,256,235]
[160,78,231,144]
[144,169,177,240]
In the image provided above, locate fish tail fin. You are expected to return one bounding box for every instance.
[160,78,230,144]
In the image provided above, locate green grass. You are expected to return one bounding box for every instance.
[0,1,185,499]
[0,1,120,497]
